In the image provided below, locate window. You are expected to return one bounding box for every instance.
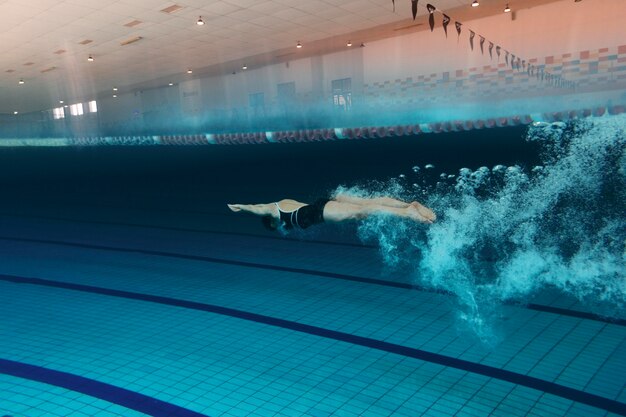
[249,92,264,108]
[277,82,296,102]
[69,103,84,116]
[88,100,98,113]
[332,78,352,111]
[53,107,65,119]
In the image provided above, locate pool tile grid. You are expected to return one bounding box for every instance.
[1,281,614,417]
[0,282,530,417]
[2,236,620,414]
[0,374,150,417]
[0,214,381,284]
[2,211,620,321]
[1,213,624,414]
[1,236,624,403]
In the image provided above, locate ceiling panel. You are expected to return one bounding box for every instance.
[0,0,560,113]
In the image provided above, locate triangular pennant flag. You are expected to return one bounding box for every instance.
[479,36,485,54]
[469,30,475,50]
[427,4,436,32]
[496,45,501,60]
[455,21,462,39]
[411,0,418,20]
[489,42,494,59]
[443,14,450,37]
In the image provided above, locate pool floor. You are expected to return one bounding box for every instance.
[0,192,624,417]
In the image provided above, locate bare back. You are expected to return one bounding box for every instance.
[275,199,307,213]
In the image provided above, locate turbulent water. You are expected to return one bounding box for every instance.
[342,114,626,343]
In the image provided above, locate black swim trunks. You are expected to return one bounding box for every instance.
[277,198,329,229]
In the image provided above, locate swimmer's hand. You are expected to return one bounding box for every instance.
[227,204,242,212]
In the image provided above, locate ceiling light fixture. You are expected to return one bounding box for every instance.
[296,41,302,48]
[168,82,174,86]
[59,100,64,104]
[504,4,511,12]
[242,65,247,70]
[197,16,204,25]
[88,55,94,62]
[18,79,24,85]
[113,87,118,91]
[187,69,193,74]
[14,111,18,115]
[347,41,352,47]
[113,94,117,98]
[472,0,479,7]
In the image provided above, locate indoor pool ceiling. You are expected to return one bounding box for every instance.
[0,0,561,114]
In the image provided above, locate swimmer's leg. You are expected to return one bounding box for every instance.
[334,194,411,208]
[323,201,434,224]
[409,202,436,222]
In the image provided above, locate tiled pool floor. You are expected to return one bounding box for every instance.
[0,203,624,417]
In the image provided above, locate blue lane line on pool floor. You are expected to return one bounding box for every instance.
[0,358,210,417]
[0,211,373,249]
[1,235,624,327]
[2,273,625,416]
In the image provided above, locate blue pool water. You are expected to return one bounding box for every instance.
[0,117,624,416]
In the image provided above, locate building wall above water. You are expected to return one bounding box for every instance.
[1,0,624,139]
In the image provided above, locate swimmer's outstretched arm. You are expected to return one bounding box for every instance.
[227,203,275,216]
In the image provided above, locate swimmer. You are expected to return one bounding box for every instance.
[227,194,436,231]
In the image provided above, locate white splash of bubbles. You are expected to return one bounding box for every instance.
[340,114,626,343]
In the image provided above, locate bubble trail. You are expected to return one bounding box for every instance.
[340,115,626,342]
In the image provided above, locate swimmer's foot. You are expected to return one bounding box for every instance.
[409,202,436,223]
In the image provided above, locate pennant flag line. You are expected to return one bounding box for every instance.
[399,1,574,89]
[442,14,450,37]
[427,4,436,31]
